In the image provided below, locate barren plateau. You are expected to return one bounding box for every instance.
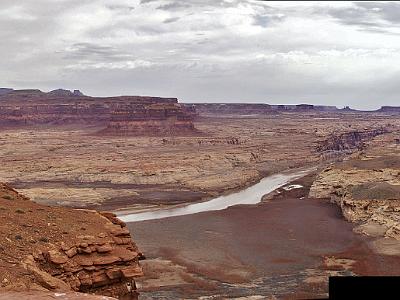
[1,90,400,299]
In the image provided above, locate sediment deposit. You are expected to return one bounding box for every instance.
[131,173,400,299]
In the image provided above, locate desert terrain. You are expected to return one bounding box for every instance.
[1,109,397,213]
[1,89,400,299]
[126,130,400,299]
[130,174,400,299]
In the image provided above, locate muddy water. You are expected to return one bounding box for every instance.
[118,169,311,222]
[126,171,400,299]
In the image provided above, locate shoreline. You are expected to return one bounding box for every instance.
[115,165,318,221]
[128,171,400,299]
[111,155,350,217]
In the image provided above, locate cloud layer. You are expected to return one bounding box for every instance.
[1,0,400,109]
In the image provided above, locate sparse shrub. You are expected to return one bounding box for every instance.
[15,235,23,240]
[2,195,13,200]
[15,208,25,214]
[0,206,6,211]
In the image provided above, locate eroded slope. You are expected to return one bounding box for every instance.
[310,132,400,254]
[0,183,143,298]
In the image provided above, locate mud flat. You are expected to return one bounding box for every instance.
[128,174,400,299]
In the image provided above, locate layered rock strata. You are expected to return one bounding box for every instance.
[310,133,400,240]
[101,103,196,136]
[315,128,388,155]
[185,103,341,116]
[0,183,143,298]
[0,88,196,135]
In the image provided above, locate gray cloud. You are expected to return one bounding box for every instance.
[163,17,180,23]
[321,2,400,35]
[1,1,400,110]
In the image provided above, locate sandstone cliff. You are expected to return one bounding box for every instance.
[0,88,196,136]
[100,103,196,136]
[310,133,400,242]
[0,182,143,298]
[315,128,388,153]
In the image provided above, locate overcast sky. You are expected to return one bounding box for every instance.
[1,1,400,109]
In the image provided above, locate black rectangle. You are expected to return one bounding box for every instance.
[329,276,400,299]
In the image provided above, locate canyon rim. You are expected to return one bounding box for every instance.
[2,1,400,299]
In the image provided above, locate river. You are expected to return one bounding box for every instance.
[118,168,312,222]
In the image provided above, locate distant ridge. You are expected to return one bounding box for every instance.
[0,88,13,96]
[0,88,85,99]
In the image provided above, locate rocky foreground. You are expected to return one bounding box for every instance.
[0,183,143,298]
[310,132,400,254]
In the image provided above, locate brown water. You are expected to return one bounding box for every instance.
[127,175,400,299]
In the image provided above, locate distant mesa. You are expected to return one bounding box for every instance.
[100,102,197,136]
[378,106,400,113]
[186,103,340,115]
[0,88,86,100]
[0,88,197,136]
[0,88,13,96]
[47,88,86,97]
[1,88,399,133]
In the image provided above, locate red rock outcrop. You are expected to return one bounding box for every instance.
[0,88,196,135]
[0,291,118,300]
[100,103,197,136]
[0,183,143,298]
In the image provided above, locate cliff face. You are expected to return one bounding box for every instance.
[315,128,388,154]
[187,103,274,115]
[378,106,400,114]
[185,103,340,116]
[0,88,196,135]
[0,183,143,298]
[0,103,110,125]
[310,133,400,243]
[100,103,196,136]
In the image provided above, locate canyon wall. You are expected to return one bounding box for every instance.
[188,103,400,117]
[315,128,388,155]
[0,183,143,298]
[0,89,196,135]
[186,103,340,116]
[100,103,196,136]
[310,133,400,244]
